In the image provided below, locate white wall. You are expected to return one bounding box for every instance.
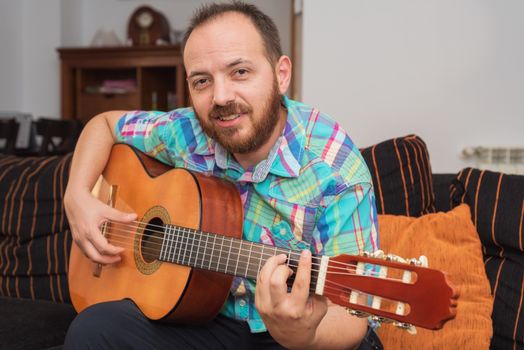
[77,0,291,54]
[301,0,524,173]
[21,0,61,118]
[0,1,23,111]
[0,0,61,118]
[61,0,84,46]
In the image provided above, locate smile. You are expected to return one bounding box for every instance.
[217,114,241,121]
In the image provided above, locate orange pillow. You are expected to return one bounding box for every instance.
[376,204,493,349]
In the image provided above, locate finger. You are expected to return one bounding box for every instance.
[268,264,293,302]
[290,250,312,305]
[256,254,288,306]
[308,294,328,322]
[88,226,124,256]
[104,206,137,223]
[81,239,122,265]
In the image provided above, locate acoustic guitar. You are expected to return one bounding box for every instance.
[68,144,457,331]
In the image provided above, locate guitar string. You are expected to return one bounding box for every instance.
[102,227,412,284]
[105,230,359,275]
[103,222,413,278]
[104,225,364,274]
[107,219,388,271]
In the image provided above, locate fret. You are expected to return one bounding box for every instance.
[177,227,183,265]
[202,233,209,269]
[244,242,253,278]
[171,225,179,263]
[183,227,191,266]
[209,234,217,271]
[225,236,233,275]
[227,238,239,276]
[247,242,263,280]
[216,235,224,272]
[195,228,203,268]
[186,227,194,266]
[187,227,196,267]
[173,226,179,264]
[162,225,172,261]
[310,255,320,289]
[159,225,167,261]
[181,227,189,265]
[257,244,265,276]
[285,251,296,289]
[234,240,242,276]
[168,225,176,261]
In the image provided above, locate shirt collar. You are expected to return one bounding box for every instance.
[212,95,305,181]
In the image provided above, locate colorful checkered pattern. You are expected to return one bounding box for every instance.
[116,96,379,332]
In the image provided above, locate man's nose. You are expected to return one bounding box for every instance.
[212,78,235,106]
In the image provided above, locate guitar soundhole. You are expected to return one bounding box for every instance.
[141,217,165,263]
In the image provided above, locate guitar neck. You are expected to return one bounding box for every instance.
[157,224,323,293]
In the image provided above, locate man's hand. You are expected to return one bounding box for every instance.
[64,188,136,265]
[255,250,328,349]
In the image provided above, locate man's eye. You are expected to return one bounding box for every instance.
[193,78,209,89]
[234,69,248,77]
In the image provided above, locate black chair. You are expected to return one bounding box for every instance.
[35,118,83,156]
[0,119,20,155]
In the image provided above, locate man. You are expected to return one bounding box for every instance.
[64,2,381,349]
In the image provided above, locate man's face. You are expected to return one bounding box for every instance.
[183,12,283,154]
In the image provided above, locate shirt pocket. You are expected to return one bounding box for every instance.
[261,221,311,251]
[260,192,320,247]
[267,159,338,208]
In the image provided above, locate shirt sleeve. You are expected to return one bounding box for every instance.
[311,181,379,257]
[114,110,174,164]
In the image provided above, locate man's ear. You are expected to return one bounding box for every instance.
[275,55,292,95]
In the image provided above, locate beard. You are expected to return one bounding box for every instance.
[195,79,282,154]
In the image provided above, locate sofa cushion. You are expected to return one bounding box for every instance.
[376,204,493,349]
[0,154,72,303]
[360,134,436,217]
[451,167,524,349]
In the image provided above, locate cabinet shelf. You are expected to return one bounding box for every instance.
[58,45,188,124]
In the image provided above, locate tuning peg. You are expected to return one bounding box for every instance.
[408,255,428,267]
[394,322,417,335]
[371,315,393,324]
[370,250,384,259]
[346,309,370,318]
[385,254,407,263]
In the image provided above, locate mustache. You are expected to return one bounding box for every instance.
[209,103,251,119]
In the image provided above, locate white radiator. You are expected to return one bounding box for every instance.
[462,147,524,175]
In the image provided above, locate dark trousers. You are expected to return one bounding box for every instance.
[64,299,382,349]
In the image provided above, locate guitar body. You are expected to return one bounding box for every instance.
[68,144,244,323]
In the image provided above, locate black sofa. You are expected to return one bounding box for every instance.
[0,134,522,349]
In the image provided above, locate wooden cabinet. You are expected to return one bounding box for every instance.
[57,46,188,124]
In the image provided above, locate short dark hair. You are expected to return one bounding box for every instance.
[182,1,283,64]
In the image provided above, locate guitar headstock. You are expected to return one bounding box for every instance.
[324,251,458,331]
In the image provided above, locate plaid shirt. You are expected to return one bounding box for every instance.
[115,96,379,332]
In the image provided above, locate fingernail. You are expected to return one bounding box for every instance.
[301,250,311,258]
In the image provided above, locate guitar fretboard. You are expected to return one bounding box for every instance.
[157,224,321,292]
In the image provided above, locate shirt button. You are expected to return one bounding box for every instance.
[239,299,246,307]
